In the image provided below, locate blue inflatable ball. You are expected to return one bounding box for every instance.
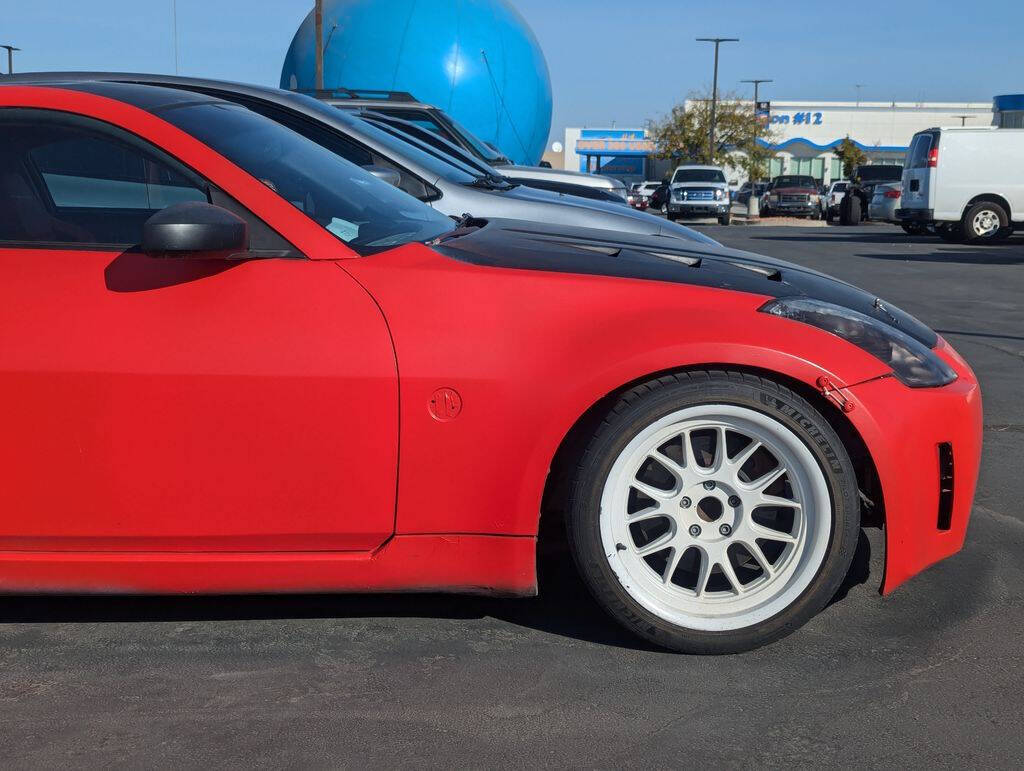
[280,0,552,166]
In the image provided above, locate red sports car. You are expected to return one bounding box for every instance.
[0,83,982,653]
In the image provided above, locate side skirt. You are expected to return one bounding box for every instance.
[0,534,538,597]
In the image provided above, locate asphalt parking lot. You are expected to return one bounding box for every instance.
[2,224,1022,768]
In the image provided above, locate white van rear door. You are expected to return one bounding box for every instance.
[903,131,938,210]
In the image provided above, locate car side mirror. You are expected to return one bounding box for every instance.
[362,165,402,188]
[142,202,248,259]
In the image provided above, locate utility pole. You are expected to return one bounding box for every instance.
[1,45,20,74]
[952,115,975,126]
[171,0,179,74]
[696,37,739,165]
[741,78,773,110]
[314,0,324,92]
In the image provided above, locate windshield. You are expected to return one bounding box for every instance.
[832,182,849,192]
[672,168,726,184]
[857,165,903,182]
[367,107,511,165]
[443,113,512,165]
[161,102,455,253]
[771,176,817,189]
[362,113,508,182]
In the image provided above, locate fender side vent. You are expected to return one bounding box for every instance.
[937,442,954,531]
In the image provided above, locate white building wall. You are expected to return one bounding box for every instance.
[562,100,996,182]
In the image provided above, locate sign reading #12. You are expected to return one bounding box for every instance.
[771,112,824,125]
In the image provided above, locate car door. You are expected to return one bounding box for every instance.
[0,107,399,553]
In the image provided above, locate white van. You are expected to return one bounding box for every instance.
[898,127,1024,242]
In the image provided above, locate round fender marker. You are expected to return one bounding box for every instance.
[429,388,463,422]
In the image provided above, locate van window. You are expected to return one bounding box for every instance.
[907,134,934,170]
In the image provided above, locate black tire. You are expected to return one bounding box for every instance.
[718,213,731,226]
[839,194,861,226]
[565,370,861,654]
[962,201,1009,244]
[936,222,964,242]
[825,208,834,224]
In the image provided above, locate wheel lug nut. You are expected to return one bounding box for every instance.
[688,524,702,537]
[719,524,732,537]
[703,481,716,491]
[728,496,741,507]
[680,497,692,508]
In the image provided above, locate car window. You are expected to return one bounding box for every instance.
[771,176,816,188]
[0,109,208,247]
[159,102,455,253]
[235,100,436,201]
[671,169,726,183]
[362,114,498,179]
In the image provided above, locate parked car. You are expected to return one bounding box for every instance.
[627,183,647,209]
[0,81,983,654]
[6,72,707,243]
[649,181,670,212]
[868,183,903,224]
[864,182,905,224]
[823,181,849,222]
[666,165,732,225]
[898,127,1024,243]
[311,88,629,201]
[735,181,769,208]
[840,164,904,224]
[629,180,662,210]
[761,175,823,218]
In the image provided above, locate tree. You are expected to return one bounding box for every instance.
[651,90,777,179]
[834,136,867,178]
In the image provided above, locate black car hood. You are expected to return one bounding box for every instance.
[433,218,937,348]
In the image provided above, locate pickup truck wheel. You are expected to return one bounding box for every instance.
[839,194,861,225]
[962,202,1009,243]
[718,213,731,226]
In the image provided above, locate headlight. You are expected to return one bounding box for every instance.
[759,298,957,388]
[675,189,687,200]
[809,194,820,203]
[714,189,724,200]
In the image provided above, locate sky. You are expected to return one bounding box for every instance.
[3,0,1023,148]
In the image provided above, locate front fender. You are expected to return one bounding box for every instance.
[342,243,892,539]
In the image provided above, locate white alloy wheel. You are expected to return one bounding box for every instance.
[599,404,832,632]
[971,208,1001,238]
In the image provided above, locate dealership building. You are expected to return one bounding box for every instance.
[561,99,997,185]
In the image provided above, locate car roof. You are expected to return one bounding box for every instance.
[2,79,229,112]
[0,71,485,182]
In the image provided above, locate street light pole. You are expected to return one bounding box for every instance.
[1,45,21,74]
[952,114,975,127]
[314,0,324,92]
[855,84,865,107]
[740,78,773,110]
[696,38,739,165]
[741,79,773,182]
